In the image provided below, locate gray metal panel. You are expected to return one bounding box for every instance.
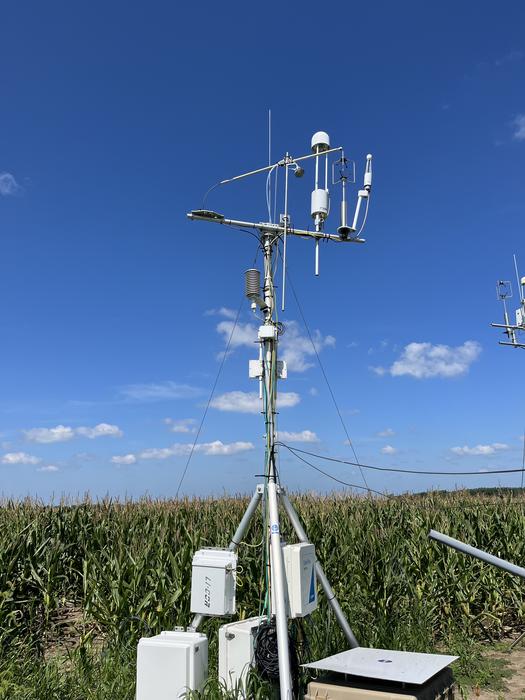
[303,647,458,685]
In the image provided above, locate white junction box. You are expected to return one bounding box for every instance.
[283,542,317,618]
[249,359,287,379]
[190,548,237,616]
[136,631,208,700]
[218,616,265,692]
[258,325,277,340]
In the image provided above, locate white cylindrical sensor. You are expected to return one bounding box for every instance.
[311,131,330,153]
[311,188,329,218]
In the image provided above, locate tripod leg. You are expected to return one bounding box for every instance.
[189,486,263,631]
[280,491,359,649]
[510,629,525,650]
[229,484,264,549]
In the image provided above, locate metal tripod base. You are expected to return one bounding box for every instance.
[188,485,358,698]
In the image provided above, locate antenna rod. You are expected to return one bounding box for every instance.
[514,254,524,302]
[268,109,271,167]
[282,156,290,311]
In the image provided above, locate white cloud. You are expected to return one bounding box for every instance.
[216,320,258,349]
[25,425,76,443]
[278,430,320,443]
[111,454,137,465]
[381,445,397,455]
[136,440,254,461]
[214,319,335,373]
[37,465,59,473]
[26,423,123,443]
[0,172,20,196]
[205,307,237,319]
[377,428,395,438]
[164,418,197,434]
[210,390,300,414]
[140,446,181,460]
[2,451,41,465]
[451,443,509,456]
[372,340,481,379]
[309,387,318,397]
[512,114,525,141]
[120,381,202,401]
[279,321,335,372]
[277,393,301,409]
[197,440,254,456]
[76,423,123,439]
[495,50,523,67]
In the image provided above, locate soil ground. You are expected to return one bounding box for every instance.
[466,645,525,699]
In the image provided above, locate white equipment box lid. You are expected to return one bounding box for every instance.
[303,647,458,685]
[192,548,237,568]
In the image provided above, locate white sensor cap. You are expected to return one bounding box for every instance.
[311,131,330,152]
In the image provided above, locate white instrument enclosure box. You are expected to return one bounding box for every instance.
[190,548,237,616]
[249,359,287,379]
[136,631,208,700]
[258,325,277,340]
[218,615,265,693]
[283,542,317,618]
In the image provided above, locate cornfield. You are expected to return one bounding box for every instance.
[0,490,524,698]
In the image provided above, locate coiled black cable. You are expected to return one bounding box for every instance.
[254,618,299,695]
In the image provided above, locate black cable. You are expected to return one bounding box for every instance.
[280,443,386,496]
[254,619,299,692]
[201,181,221,209]
[278,442,525,478]
[228,225,264,244]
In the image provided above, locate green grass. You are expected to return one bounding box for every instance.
[0,490,524,697]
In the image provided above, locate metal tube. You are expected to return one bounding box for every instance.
[219,147,343,185]
[259,229,293,698]
[352,195,363,231]
[340,181,348,228]
[294,146,343,164]
[280,491,359,649]
[187,213,365,244]
[190,488,262,631]
[282,159,289,311]
[229,488,263,549]
[429,529,525,579]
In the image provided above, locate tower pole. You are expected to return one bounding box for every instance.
[261,230,293,699]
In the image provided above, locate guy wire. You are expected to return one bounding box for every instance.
[278,443,525,477]
[282,261,372,495]
[175,245,260,498]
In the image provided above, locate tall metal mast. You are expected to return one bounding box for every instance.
[261,229,292,695]
[187,130,373,699]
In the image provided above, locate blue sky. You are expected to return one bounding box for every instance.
[1,1,524,500]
